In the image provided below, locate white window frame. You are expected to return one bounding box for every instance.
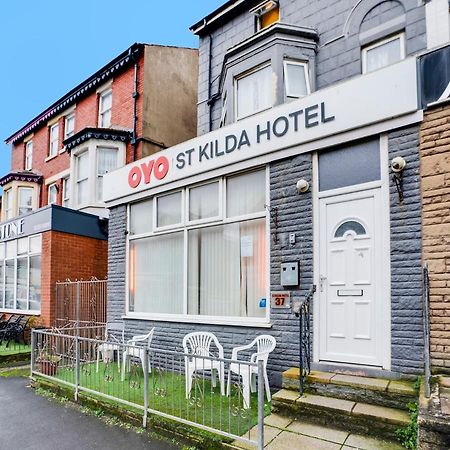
[96,147,118,204]
[62,177,70,207]
[0,234,42,314]
[47,183,58,205]
[18,187,33,216]
[4,189,13,220]
[49,123,59,157]
[98,89,112,128]
[125,167,271,327]
[251,0,279,31]
[234,63,273,121]
[283,60,311,99]
[186,179,223,226]
[64,112,75,139]
[361,32,406,74]
[25,141,33,170]
[76,150,89,207]
[153,190,185,232]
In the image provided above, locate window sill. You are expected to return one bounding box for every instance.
[59,148,66,154]
[0,308,40,315]
[122,314,272,328]
[45,154,58,162]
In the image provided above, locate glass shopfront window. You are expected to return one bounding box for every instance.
[128,168,268,322]
[0,234,42,312]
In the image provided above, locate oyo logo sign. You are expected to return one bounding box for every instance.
[128,156,170,189]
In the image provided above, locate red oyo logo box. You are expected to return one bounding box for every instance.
[128,156,170,188]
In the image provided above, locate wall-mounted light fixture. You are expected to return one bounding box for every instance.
[296,179,310,194]
[391,156,406,202]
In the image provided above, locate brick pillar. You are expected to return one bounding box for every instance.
[420,103,450,373]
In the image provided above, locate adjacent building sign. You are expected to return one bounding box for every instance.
[0,218,24,240]
[104,58,418,204]
[271,291,291,309]
[419,44,450,107]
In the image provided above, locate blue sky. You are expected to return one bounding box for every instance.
[0,0,224,179]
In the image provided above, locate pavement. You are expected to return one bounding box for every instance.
[0,377,178,450]
[233,414,404,449]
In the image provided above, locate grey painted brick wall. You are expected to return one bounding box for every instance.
[196,0,426,135]
[388,125,424,375]
[107,126,424,383]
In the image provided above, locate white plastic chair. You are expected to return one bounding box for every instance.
[227,335,276,409]
[121,328,155,381]
[96,322,125,373]
[183,332,225,398]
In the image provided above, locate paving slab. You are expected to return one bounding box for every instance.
[266,431,341,450]
[441,394,450,415]
[332,374,389,391]
[344,433,404,449]
[233,424,281,449]
[286,420,349,444]
[387,380,416,396]
[264,413,293,429]
[352,403,409,424]
[272,389,299,403]
[440,376,450,388]
[296,393,355,413]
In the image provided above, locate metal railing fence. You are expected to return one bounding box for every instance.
[55,278,107,328]
[31,328,265,449]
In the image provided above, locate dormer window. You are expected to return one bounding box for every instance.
[252,0,279,31]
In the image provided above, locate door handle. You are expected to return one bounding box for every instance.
[319,275,327,292]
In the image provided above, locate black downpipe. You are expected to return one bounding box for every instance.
[208,33,213,132]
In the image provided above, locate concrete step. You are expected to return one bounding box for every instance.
[271,388,411,441]
[282,368,417,410]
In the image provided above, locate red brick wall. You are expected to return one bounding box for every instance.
[40,231,108,326]
[10,53,146,192]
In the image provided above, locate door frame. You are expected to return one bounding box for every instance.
[312,134,391,370]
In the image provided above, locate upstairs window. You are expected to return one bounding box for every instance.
[284,60,310,99]
[48,183,58,205]
[18,187,33,216]
[76,151,89,205]
[25,141,33,170]
[62,177,70,207]
[49,123,59,157]
[96,147,118,202]
[4,189,12,220]
[252,0,279,31]
[235,64,273,120]
[64,113,75,139]
[99,90,112,128]
[362,33,405,73]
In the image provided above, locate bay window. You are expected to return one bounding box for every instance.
[284,60,310,99]
[18,187,33,216]
[97,147,118,202]
[63,177,70,207]
[4,189,12,220]
[235,65,273,120]
[128,168,268,323]
[48,183,58,205]
[76,151,89,205]
[0,234,41,312]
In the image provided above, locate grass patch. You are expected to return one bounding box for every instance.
[52,361,270,438]
[0,367,29,378]
[0,342,31,356]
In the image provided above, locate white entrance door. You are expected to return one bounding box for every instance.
[319,189,385,367]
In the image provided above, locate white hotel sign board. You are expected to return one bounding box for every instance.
[104,58,418,204]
